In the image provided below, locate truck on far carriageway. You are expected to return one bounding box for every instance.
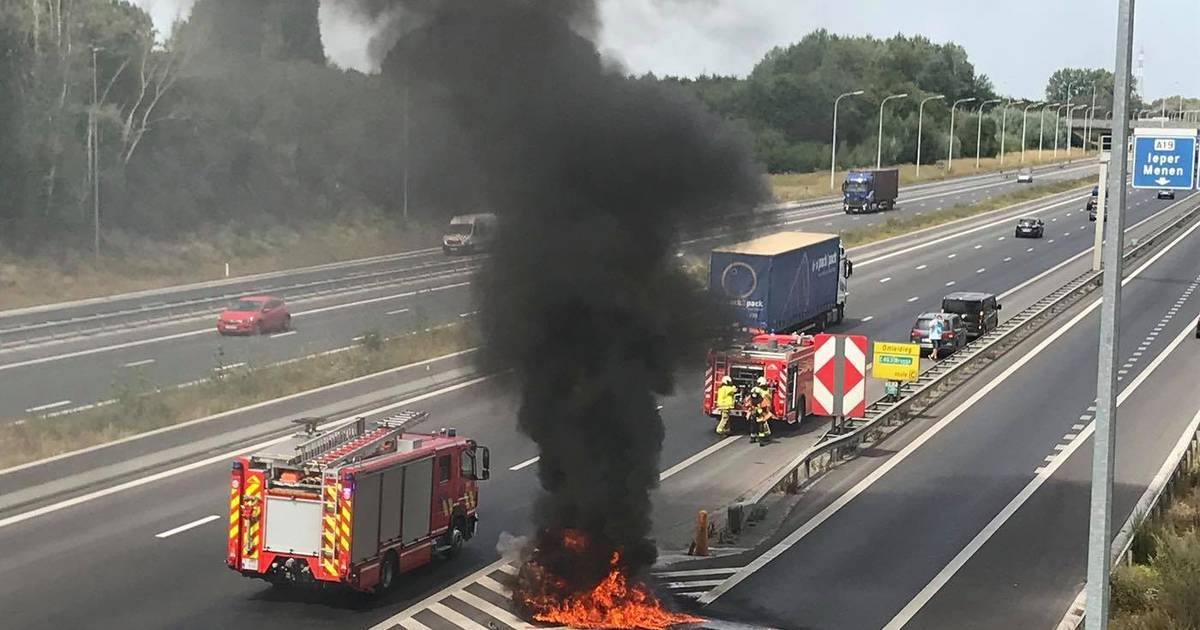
[842,168,899,213]
[227,411,490,594]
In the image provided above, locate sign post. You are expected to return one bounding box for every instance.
[1092,137,1111,272]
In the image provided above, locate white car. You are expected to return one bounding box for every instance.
[1016,169,1034,184]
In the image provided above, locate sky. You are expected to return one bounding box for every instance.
[134,0,1198,101]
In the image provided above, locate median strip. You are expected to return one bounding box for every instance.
[0,323,478,469]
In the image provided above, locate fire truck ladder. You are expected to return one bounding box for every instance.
[288,411,429,469]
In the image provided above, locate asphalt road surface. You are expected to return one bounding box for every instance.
[0,181,1186,630]
[700,199,1200,630]
[0,162,1094,420]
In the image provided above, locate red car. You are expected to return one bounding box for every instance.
[216,296,291,335]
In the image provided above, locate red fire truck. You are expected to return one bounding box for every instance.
[227,411,490,593]
[703,333,817,424]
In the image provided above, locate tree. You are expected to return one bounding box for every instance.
[1045,67,1141,112]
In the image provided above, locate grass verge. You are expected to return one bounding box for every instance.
[838,177,1093,248]
[0,211,441,311]
[0,323,478,469]
[771,151,1095,203]
[1109,461,1200,629]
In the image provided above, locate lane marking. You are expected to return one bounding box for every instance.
[945,281,956,287]
[269,331,297,339]
[973,245,983,250]
[861,316,875,322]
[700,216,1200,606]
[1003,257,1013,262]
[976,268,986,274]
[386,308,411,315]
[880,277,893,284]
[215,362,246,371]
[25,400,72,413]
[509,456,539,471]
[0,281,474,373]
[123,359,156,368]
[915,265,927,270]
[947,254,957,259]
[660,435,741,481]
[907,296,920,303]
[155,514,219,539]
[883,313,1200,629]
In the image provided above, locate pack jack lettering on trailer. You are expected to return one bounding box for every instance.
[226,411,490,594]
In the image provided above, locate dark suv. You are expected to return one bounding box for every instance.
[941,292,1001,339]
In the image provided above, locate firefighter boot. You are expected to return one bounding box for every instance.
[716,410,731,436]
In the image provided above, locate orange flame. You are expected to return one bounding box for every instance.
[515,541,702,630]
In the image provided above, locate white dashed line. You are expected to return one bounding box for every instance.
[945,281,956,287]
[998,236,1006,241]
[123,359,156,368]
[947,254,957,259]
[509,456,539,471]
[25,400,72,413]
[915,265,927,271]
[270,331,297,338]
[880,277,893,283]
[1026,247,1035,252]
[385,308,411,315]
[973,245,983,250]
[156,515,220,539]
[907,296,920,303]
[1003,257,1013,262]
[215,362,246,372]
[861,316,875,322]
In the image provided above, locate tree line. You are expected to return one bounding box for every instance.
[0,4,1150,254]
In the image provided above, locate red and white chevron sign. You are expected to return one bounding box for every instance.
[812,333,868,418]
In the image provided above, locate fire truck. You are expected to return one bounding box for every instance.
[703,332,816,425]
[227,411,490,594]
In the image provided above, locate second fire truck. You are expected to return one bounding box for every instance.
[227,411,490,594]
[703,332,817,426]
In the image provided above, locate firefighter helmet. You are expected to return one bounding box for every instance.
[721,376,732,385]
[756,376,768,387]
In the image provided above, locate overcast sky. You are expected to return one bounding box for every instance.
[135,0,1198,101]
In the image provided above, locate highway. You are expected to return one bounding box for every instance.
[698,199,1200,629]
[0,177,1187,629]
[0,163,1094,420]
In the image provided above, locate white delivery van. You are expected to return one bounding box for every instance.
[442,213,497,255]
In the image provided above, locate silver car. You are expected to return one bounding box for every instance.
[1016,168,1034,184]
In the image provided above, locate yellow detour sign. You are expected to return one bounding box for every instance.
[872,342,920,382]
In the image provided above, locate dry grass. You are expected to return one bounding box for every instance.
[771,151,1096,203]
[838,177,1093,248]
[0,323,477,468]
[1109,467,1200,629]
[0,211,441,311]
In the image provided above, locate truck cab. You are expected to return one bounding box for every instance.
[843,169,899,214]
[443,213,497,255]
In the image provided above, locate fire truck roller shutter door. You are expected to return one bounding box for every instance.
[402,458,435,544]
[263,496,323,557]
[351,473,383,564]
[379,469,404,544]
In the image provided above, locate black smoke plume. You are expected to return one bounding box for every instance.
[350,0,769,602]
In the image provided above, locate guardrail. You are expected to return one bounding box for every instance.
[731,199,1200,514]
[1060,361,1200,629]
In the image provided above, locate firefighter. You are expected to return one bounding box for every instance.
[748,376,773,443]
[715,376,738,436]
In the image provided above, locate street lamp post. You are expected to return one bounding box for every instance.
[947,97,977,172]
[1039,102,1059,161]
[1021,102,1044,164]
[915,95,944,178]
[91,46,103,260]
[999,99,1023,166]
[976,99,1001,169]
[1064,82,1075,156]
[1054,103,1071,158]
[876,93,909,169]
[1068,104,1088,161]
[830,90,866,190]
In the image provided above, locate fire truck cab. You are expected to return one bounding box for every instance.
[703,333,817,424]
[227,411,490,594]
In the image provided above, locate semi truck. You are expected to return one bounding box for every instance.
[227,411,490,594]
[710,231,852,334]
[842,168,899,213]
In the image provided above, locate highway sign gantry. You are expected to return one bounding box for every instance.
[1131,128,1196,190]
[872,341,920,382]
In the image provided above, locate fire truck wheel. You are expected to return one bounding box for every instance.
[444,517,466,558]
[377,551,398,593]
